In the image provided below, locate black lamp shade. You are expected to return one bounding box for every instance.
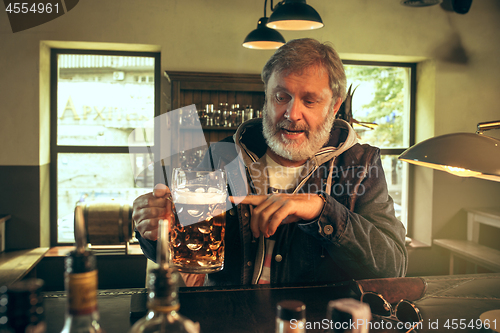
[267,0,324,30]
[243,17,286,49]
[399,132,500,182]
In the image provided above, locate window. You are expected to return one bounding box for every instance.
[343,61,415,230]
[51,50,160,244]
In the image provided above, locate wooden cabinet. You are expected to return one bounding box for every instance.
[164,71,265,170]
[166,71,265,144]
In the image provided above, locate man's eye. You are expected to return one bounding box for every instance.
[275,93,290,104]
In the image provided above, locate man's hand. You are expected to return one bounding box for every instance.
[230,193,325,238]
[132,183,174,241]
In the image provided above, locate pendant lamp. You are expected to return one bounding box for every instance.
[267,0,324,31]
[243,17,286,49]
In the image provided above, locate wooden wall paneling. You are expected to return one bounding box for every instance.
[192,90,202,110]
[252,93,265,112]
[181,129,193,159]
[209,91,218,109]
[168,71,265,161]
[183,90,193,109]
[218,91,228,104]
[201,91,211,108]
[208,130,219,146]
[203,131,210,148]
[237,92,252,108]
[171,81,181,110]
[227,91,236,107]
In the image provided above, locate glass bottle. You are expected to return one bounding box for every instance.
[222,103,229,127]
[0,279,46,333]
[60,205,103,333]
[232,104,240,127]
[240,107,246,125]
[275,300,306,333]
[247,105,254,121]
[205,104,213,127]
[215,103,223,127]
[128,220,200,333]
[197,108,206,127]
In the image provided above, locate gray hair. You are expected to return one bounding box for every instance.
[261,38,347,102]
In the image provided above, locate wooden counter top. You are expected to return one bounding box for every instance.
[0,247,50,286]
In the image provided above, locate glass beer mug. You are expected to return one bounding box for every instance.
[169,168,227,273]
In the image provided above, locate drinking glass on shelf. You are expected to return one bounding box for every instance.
[169,168,227,273]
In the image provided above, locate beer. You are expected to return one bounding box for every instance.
[170,187,226,273]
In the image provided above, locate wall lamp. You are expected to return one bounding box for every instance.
[398,120,500,182]
[242,0,286,49]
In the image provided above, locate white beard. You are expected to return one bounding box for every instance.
[262,103,335,162]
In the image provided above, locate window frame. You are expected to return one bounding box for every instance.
[343,60,416,231]
[50,48,161,246]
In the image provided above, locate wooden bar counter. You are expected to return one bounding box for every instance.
[42,273,500,333]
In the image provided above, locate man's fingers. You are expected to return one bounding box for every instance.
[232,194,324,238]
[230,195,268,206]
[143,229,158,241]
[153,183,170,198]
[232,195,271,238]
[249,196,275,238]
[256,198,285,237]
[143,195,168,210]
[135,218,160,240]
[267,201,298,236]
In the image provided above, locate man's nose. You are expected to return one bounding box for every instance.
[285,99,303,122]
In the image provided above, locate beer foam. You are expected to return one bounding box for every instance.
[173,189,226,204]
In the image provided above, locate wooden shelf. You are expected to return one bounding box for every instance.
[201,126,240,131]
[0,247,49,286]
[434,239,500,273]
[180,126,240,131]
[166,71,266,171]
[45,244,144,257]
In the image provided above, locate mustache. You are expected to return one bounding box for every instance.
[275,119,309,132]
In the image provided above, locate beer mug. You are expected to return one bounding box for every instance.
[169,168,227,273]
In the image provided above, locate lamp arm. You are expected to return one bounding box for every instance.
[270,0,284,12]
[264,0,268,17]
[476,120,500,134]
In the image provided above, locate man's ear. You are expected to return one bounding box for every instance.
[332,97,343,116]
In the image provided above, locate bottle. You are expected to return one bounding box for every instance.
[247,105,254,121]
[240,107,246,125]
[222,103,230,127]
[326,299,371,333]
[215,103,223,127]
[60,205,103,333]
[204,104,213,127]
[128,220,200,333]
[275,300,306,333]
[206,104,213,127]
[0,279,46,333]
[233,104,240,126]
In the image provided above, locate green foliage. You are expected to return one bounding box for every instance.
[344,65,408,148]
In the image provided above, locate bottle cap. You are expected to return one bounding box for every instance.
[277,300,306,321]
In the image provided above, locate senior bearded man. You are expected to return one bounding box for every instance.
[132,38,408,287]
